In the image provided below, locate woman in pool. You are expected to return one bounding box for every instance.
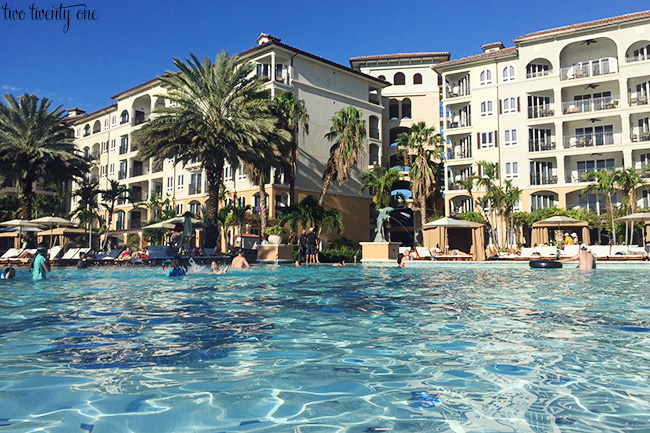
[163,255,187,277]
[210,261,228,274]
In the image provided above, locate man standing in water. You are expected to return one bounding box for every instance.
[32,244,51,280]
[231,250,250,269]
[560,244,596,270]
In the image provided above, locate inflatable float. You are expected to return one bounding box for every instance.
[529,259,562,269]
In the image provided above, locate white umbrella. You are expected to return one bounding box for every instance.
[0,219,42,248]
[143,221,175,230]
[423,217,474,228]
[616,213,650,246]
[163,216,202,225]
[30,216,76,249]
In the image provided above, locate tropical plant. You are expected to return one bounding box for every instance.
[100,179,129,247]
[280,195,344,236]
[265,224,285,236]
[474,161,500,246]
[224,205,251,240]
[396,122,443,234]
[617,167,643,214]
[32,182,70,218]
[272,91,309,206]
[359,168,401,209]
[133,52,282,248]
[320,106,366,206]
[584,168,621,244]
[72,180,101,247]
[455,176,478,212]
[0,195,20,221]
[0,94,88,219]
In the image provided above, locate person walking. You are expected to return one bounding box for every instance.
[306,228,318,264]
[298,228,308,264]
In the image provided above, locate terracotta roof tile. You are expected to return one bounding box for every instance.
[434,47,517,70]
[514,10,650,42]
[349,52,451,63]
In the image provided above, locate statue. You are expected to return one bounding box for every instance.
[374,207,394,242]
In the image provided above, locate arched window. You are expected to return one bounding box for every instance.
[401,98,412,119]
[502,97,517,114]
[189,201,202,217]
[120,110,129,124]
[502,65,515,81]
[393,72,405,86]
[389,99,399,120]
[369,144,380,165]
[83,124,90,136]
[479,69,492,85]
[377,74,386,81]
[413,73,423,85]
[480,101,493,117]
[369,116,380,139]
[237,196,246,207]
[104,118,109,130]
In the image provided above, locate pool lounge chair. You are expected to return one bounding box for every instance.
[589,245,611,258]
[0,248,20,260]
[434,252,472,261]
[534,246,558,258]
[94,249,121,261]
[61,248,81,260]
[561,245,579,257]
[413,247,433,260]
[49,246,63,260]
[518,247,535,259]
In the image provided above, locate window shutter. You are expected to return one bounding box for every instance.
[477,132,481,149]
[499,100,503,114]
[517,97,520,112]
[494,130,498,147]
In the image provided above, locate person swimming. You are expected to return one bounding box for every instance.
[210,261,228,274]
[1,267,16,279]
[163,255,186,277]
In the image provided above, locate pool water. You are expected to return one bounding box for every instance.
[1,263,649,432]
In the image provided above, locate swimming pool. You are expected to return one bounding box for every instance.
[1,263,649,432]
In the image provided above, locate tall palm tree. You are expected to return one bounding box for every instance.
[618,167,643,214]
[455,175,478,212]
[584,168,621,244]
[134,52,281,248]
[0,94,88,219]
[359,168,401,209]
[73,180,100,248]
[101,179,129,231]
[396,122,443,232]
[32,182,70,218]
[280,195,344,236]
[500,180,522,247]
[272,91,309,206]
[320,106,366,206]
[475,161,500,246]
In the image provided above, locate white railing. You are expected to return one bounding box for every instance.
[563,132,620,148]
[562,96,618,114]
[559,58,618,81]
[528,104,555,118]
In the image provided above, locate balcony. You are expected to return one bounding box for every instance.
[129,220,142,229]
[119,146,128,155]
[530,173,558,186]
[118,170,127,180]
[563,132,619,149]
[632,131,650,142]
[446,120,471,129]
[130,191,148,202]
[559,58,617,81]
[565,167,623,183]
[90,176,99,183]
[562,97,619,114]
[370,127,380,140]
[626,54,650,63]
[528,105,555,119]
[369,93,380,105]
[151,162,163,173]
[529,139,556,152]
[130,165,149,177]
[526,70,550,79]
[133,112,149,126]
[629,94,648,106]
[445,86,470,99]
[447,149,472,160]
[448,182,467,191]
[188,183,202,195]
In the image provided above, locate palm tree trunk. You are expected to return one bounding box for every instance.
[259,182,267,237]
[319,172,333,206]
[289,141,298,206]
[606,194,616,244]
[19,178,34,220]
[204,158,224,249]
[631,189,638,214]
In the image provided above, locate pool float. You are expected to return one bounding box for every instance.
[529,260,562,269]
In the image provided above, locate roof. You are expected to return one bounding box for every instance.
[515,10,650,43]
[434,47,517,71]
[349,51,451,64]
[238,39,390,86]
[110,76,163,100]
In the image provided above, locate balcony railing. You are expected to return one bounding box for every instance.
[528,139,556,152]
[151,162,163,173]
[130,191,148,202]
[562,97,618,114]
[448,182,467,191]
[446,120,471,129]
[118,170,127,180]
[119,146,128,155]
[133,113,150,126]
[530,173,558,185]
[631,131,650,142]
[629,94,648,106]
[447,149,472,160]
[527,105,555,119]
[130,165,149,177]
[368,93,380,105]
[445,86,470,99]
[188,183,202,195]
[565,167,623,183]
[559,58,618,81]
[129,220,142,229]
[626,54,650,63]
[526,70,551,79]
[563,132,618,148]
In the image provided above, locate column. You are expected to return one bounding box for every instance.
[556,154,565,185]
[270,52,276,98]
[619,77,629,108]
[554,120,564,150]
[553,87,562,116]
[623,148,633,169]
[621,112,631,144]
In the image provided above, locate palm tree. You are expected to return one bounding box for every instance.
[0,94,88,219]
[320,106,366,206]
[584,168,621,244]
[134,52,281,248]
[224,205,250,240]
[396,122,443,233]
[455,175,478,212]
[32,182,70,218]
[359,168,402,209]
[617,167,643,214]
[475,161,500,246]
[272,91,309,206]
[73,180,100,248]
[100,179,129,234]
[280,195,344,236]
[500,180,522,247]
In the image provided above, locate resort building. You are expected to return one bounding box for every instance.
[71,34,386,247]
[435,11,650,244]
[349,52,450,244]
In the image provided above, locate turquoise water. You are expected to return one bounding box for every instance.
[1,263,649,432]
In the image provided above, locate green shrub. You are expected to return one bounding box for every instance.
[127,234,141,250]
[327,236,354,250]
[320,247,360,263]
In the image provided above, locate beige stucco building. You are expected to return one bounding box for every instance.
[72,34,386,247]
[435,11,650,243]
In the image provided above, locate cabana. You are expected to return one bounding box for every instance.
[423,217,486,261]
[37,227,97,250]
[531,215,590,246]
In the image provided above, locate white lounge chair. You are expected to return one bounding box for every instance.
[61,248,81,260]
[589,245,611,258]
[610,245,629,256]
[561,245,579,257]
[0,248,20,260]
[414,247,432,260]
[535,246,558,258]
[519,247,535,258]
[49,246,63,260]
[71,248,91,260]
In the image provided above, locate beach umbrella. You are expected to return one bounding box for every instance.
[162,216,202,225]
[143,221,175,230]
[616,212,650,247]
[0,220,42,248]
[536,215,582,225]
[423,217,475,228]
[30,216,76,248]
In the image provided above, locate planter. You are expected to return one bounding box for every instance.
[268,234,282,245]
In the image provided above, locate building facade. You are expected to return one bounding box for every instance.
[72,34,386,247]
[436,11,650,243]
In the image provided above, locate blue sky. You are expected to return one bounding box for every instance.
[0,0,645,112]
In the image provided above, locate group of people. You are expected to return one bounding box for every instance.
[297,227,320,265]
[163,249,251,277]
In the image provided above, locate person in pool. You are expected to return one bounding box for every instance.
[31,244,51,280]
[1,267,16,279]
[163,256,186,277]
[210,261,228,274]
[231,250,250,269]
[560,244,596,270]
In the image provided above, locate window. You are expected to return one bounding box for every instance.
[389,99,399,120]
[224,165,233,182]
[109,163,115,177]
[402,98,412,119]
[115,211,125,231]
[413,73,423,85]
[377,74,386,81]
[76,127,81,138]
[393,72,405,85]
[480,101,493,117]
[177,174,184,190]
[120,110,129,125]
[101,165,107,178]
[119,136,128,154]
[531,194,557,211]
[111,115,116,126]
[526,63,550,79]
[190,173,202,194]
[502,97,517,114]
[83,125,90,137]
[110,139,116,152]
[101,141,108,154]
[480,132,495,148]
[167,177,173,192]
[505,162,518,179]
[479,69,492,85]
[238,166,246,180]
[237,196,246,207]
[175,203,183,215]
[104,119,109,130]
[189,201,201,217]
[504,129,518,147]
[502,65,515,82]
